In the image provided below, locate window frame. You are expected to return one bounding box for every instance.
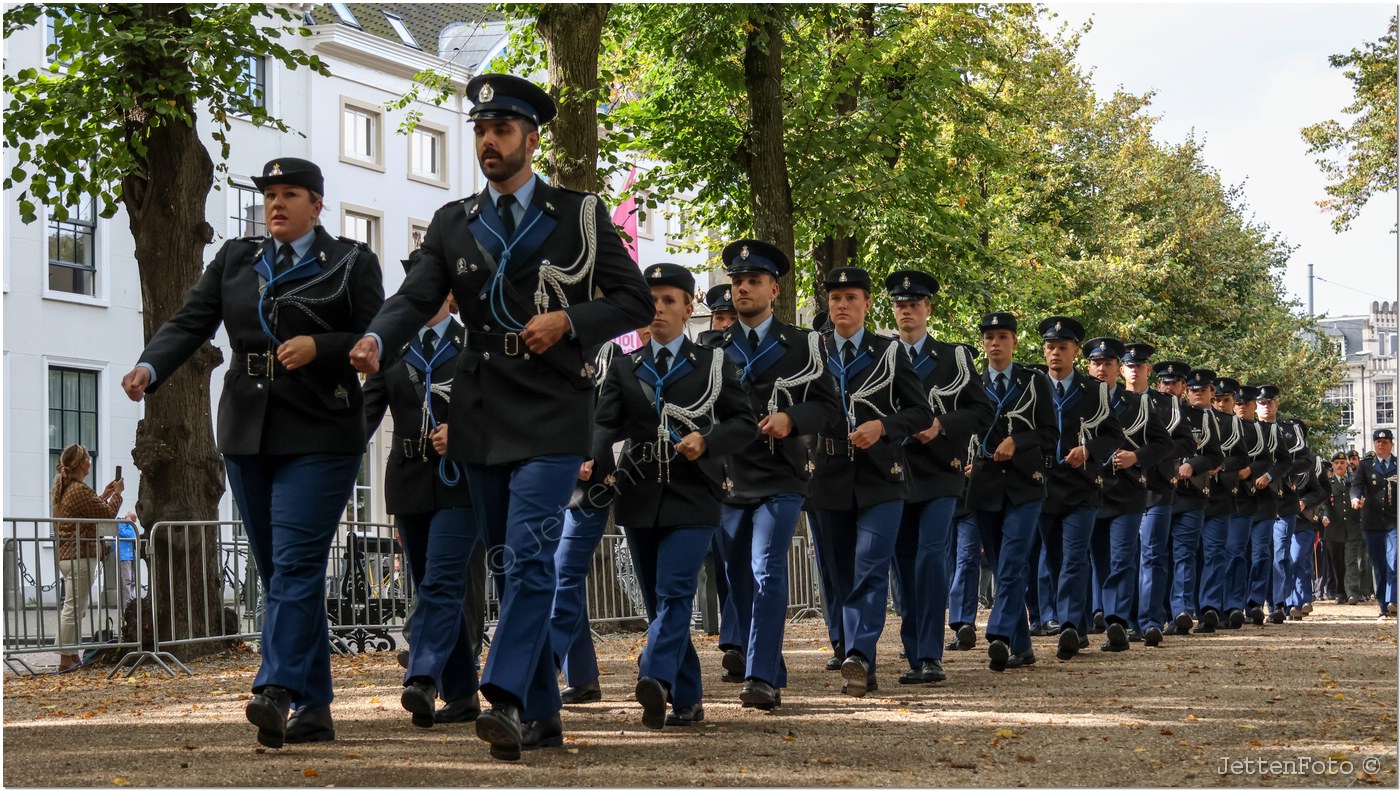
[231,51,267,115]
[330,2,362,28]
[407,121,450,188]
[341,204,384,260]
[1375,379,1394,426]
[46,365,101,492]
[44,185,100,302]
[382,11,420,49]
[339,97,385,172]
[635,193,655,240]
[227,181,266,240]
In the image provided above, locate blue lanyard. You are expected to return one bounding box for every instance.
[408,337,461,486]
[256,251,311,346]
[732,336,780,383]
[480,207,546,332]
[642,359,686,442]
[828,347,866,431]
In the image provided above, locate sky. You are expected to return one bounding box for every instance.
[1045,2,1398,319]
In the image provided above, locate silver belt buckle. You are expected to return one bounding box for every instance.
[504,332,521,356]
[825,438,834,456]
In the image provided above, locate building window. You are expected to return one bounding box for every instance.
[47,187,97,296]
[636,194,655,240]
[330,2,361,28]
[342,207,381,258]
[341,100,383,170]
[1326,383,1354,426]
[44,10,70,67]
[383,12,419,48]
[234,52,266,112]
[228,183,265,239]
[1376,380,1394,426]
[409,125,447,186]
[409,221,429,252]
[49,367,98,488]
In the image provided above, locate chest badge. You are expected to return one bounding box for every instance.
[1032,471,1044,483]
[334,385,349,404]
[890,462,903,477]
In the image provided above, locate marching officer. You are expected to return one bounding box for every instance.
[697,284,738,347]
[1162,369,1224,639]
[886,271,993,682]
[362,274,482,728]
[967,312,1057,671]
[712,240,839,711]
[122,158,385,747]
[592,262,757,729]
[349,75,652,761]
[1197,377,1251,633]
[1122,351,1195,646]
[1251,384,1291,622]
[1350,429,1397,618]
[1228,384,1274,627]
[1262,389,1314,620]
[1084,338,1172,652]
[1322,451,1366,604]
[810,266,931,696]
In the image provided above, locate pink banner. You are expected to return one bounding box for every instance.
[612,167,644,353]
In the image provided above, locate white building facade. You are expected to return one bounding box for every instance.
[1319,301,1399,452]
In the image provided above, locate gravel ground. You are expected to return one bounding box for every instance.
[4,602,1396,787]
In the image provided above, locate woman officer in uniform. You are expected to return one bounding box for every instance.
[121,158,384,748]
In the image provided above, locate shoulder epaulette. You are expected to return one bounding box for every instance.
[236,235,266,243]
[442,193,477,210]
[337,236,371,249]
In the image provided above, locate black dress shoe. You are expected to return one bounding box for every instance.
[1174,611,1194,633]
[396,650,410,669]
[1192,609,1218,633]
[246,686,292,749]
[1127,627,1143,643]
[1005,649,1036,669]
[402,679,438,728]
[825,653,844,671]
[561,679,602,704]
[1226,609,1246,629]
[1044,620,1062,636]
[1143,626,1163,647]
[839,677,878,693]
[840,655,870,697]
[475,702,524,761]
[722,648,746,683]
[635,676,668,730]
[434,695,481,723]
[666,702,705,726]
[1103,622,1129,652]
[954,623,976,650]
[1247,606,1266,625]
[1092,611,1107,634]
[1288,606,1303,621]
[921,659,946,682]
[1056,627,1080,660]
[1029,624,1049,637]
[1269,609,1286,624]
[988,639,1011,673]
[1348,596,1359,605]
[285,706,335,744]
[521,714,564,751]
[899,665,930,685]
[740,679,780,710]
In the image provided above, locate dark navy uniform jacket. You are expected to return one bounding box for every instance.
[1323,470,1363,542]
[1041,370,1125,516]
[363,319,472,515]
[569,341,626,513]
[1350,454,1398,531]
[1142,389,1197,508]
[1171,402,1226,511]
[138,227,385,456]
[365,178,653,466]
[899,337,994,504]
[1293,458,1330,530]
[1097,387,1175,519]
[811,332,933,511]
[717,318,841,505]
[967,363,1058,510]
[1234,416,1277,520]
[591,339,757,528]
[1206,410,1252,518]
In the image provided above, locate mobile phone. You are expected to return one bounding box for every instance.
[115,465,123,481]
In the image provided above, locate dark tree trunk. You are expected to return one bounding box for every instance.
[742,6,797,324]
[117,6,229,660]
[537,4,611,193]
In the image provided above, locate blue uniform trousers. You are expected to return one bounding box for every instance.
[1362,529,1397,614]
[623,525,715,710]
[1092,513,1142,627]
[1198,513,1232,614]
[1246,516,1274,609]
[465,455,580,722]
[815,500,904,670]
[1038,505,1098,633]
[1137,503,1172,631]
[947,513,983,630]
[976,499,1043,656]
[1033,530,1055,628]
[550,505,609,688]
[398,508,480,702]
[892,496,957,666]
[1270,515,1294,611]
[718,495,804,688]
[1168,507,1205,618]
[1289,527,1317,608]
[1223,513,1252,612]
[225,453,361,710]
[809,509,847,653]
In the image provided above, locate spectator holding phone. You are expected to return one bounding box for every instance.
[51,444,123,673]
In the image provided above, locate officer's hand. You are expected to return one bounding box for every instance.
[1323,516,1331,527]
[578,460,595,481]
[121,367,151,402]
[350,336,381,374]
[429,424,449,455]
[993,437,1017,462]
[1113,450,1138,469]
[1178,462,1194,480]
[1064,446,1087,469]
[915,418,943,444]
[760,412,794,439]
[522,311,571,354]
[1254,475,1271,490]
[849,420,885,449]
[675,431,707,461]
[1298,500,1306,513]
[963,463,973,478]
[1237,467,1251,480]
[277,336,318,371]
[1352,497,1364,510]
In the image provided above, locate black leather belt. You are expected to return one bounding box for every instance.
[467,331,526,357]
[821,436,854,457]
[626,441,672,464]
[394,433,429,461]
[233,351,281,379]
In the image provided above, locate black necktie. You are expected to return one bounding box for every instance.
[748,329,760,350]
[421,329,436,359]
[841,343,855,367]
[276,243,294,275]
[656,347,672,375]
[995,373,1007,399]
[1056,380,1066,400]
[907,345,917,364]
[497,193,517,238]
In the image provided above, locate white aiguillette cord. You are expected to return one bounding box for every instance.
[655,349,724,483]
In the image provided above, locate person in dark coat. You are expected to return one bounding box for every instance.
[349,75,652,761]
[591,262,757,729]
[1162,370,1226,639]
[122,158,385,748]
[1350,429,1397,618]
[1322,451,1365,603]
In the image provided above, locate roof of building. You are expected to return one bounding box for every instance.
[307,3,504,63]
[1319,316,1368,361]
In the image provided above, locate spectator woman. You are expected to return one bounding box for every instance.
[51,444,123,673]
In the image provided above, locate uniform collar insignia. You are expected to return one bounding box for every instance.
[479,82,494,102]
